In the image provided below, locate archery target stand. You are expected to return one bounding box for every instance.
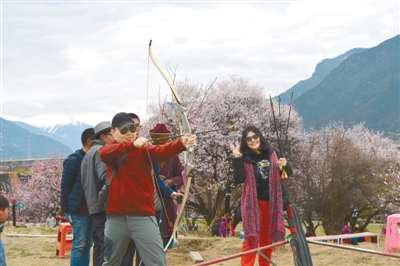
[190,251,204,263]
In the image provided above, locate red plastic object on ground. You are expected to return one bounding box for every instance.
[55,222,72,259]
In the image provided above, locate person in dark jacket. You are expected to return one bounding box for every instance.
[60,127,94,266]
[231,125,292,266]
[0,195,9,266]
[305,226,316,237]
[81,121,114,266]
[211,220,221,237]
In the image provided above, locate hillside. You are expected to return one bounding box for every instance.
[11,117,94,151]
[279,48,365,104]
[0,118,72,159]
[293,35,399,136]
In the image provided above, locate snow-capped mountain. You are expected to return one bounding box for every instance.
[0,117,73,159]
[18,115,86,134]
[1,115,94,151]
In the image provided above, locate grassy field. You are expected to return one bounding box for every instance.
[2,222,399,266]
[311,222,386,236]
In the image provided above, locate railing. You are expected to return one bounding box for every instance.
[0,157,67,163]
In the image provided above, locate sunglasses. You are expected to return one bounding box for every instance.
[245,134,260,142]
[119,125,136,135]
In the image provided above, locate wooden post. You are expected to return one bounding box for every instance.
[12,204,16,226]
[202,216,217,236]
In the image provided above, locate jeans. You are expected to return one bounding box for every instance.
[66,213,93,266]
[0,238,6,266]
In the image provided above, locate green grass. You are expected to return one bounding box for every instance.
[183,219,385,238]
[42,244,55,253]
[9,247,36,257]
[305,222,385,236]
[365,223,385,234]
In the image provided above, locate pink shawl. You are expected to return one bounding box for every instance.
[242,150,286,245]
[269,151,286,242]
[242,161,260,245]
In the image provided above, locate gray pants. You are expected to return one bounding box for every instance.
[135,211,162,266]
[103,215,166,266]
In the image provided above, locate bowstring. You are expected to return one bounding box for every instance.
[145,146,173,235]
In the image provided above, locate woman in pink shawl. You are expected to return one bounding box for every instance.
[231,126,292,266]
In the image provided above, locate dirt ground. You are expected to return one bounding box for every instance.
[2,224,400,266]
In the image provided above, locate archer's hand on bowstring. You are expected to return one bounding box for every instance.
[230,142,242,158]
[133,137,148,148]
[181,134,197,149]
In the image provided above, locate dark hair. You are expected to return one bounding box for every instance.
[81,128,95,146]
[98,130,111,140]
[129,113,140,123]
[239,125,270,156]
[0,195,9,210]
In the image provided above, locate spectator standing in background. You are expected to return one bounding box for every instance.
[219,213,227,238]
[60,127,94,266]
[0,195,9,266]
[46,214,56,227]
[305,226,315,237]
[81,121,114,266]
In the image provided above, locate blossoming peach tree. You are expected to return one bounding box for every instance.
[6,154,63,223]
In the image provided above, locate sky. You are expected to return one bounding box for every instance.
[0,0,399,127]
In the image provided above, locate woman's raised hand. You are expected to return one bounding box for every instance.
[230,142,242,158]
[278,158,287,167]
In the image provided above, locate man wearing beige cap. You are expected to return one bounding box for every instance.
[81,121,114,266]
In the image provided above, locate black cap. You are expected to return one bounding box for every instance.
[112,112,134,130]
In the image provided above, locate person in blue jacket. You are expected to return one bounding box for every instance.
[60,127,94,266]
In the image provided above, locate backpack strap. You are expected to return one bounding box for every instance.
[106,153,128,186]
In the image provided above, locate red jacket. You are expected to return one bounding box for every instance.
[99,139,186,216]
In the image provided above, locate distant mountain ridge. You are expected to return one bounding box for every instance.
[10,116,94,151]
[291,35,399,137]
[0,118,73,159]
[278,48,366,104]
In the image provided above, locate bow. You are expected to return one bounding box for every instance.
[269,95,288,179]
[148,40,194,250]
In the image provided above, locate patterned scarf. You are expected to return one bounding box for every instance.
[269,151,286,242]
[242,161,260,245]
[242,151,286,245]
